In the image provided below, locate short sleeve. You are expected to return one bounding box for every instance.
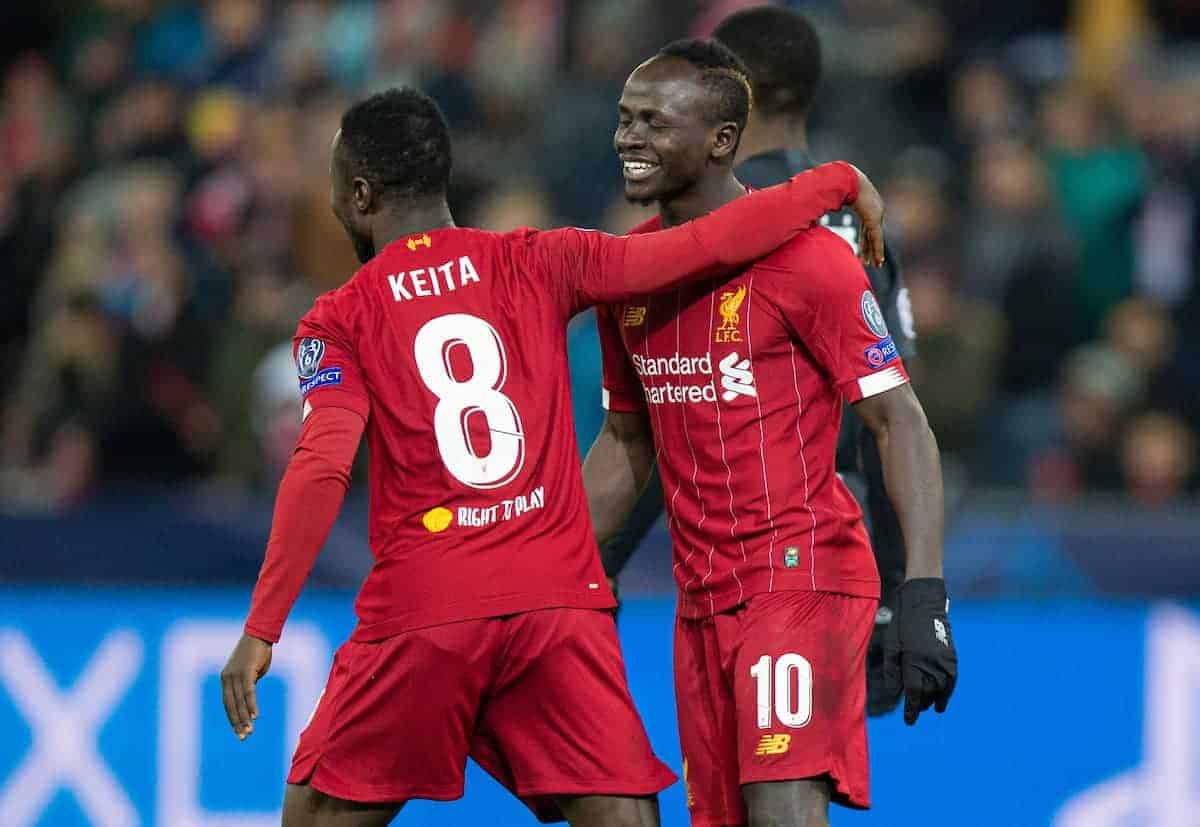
[596,305,646,413]
[294,291,371,422]
[770,229,910,404]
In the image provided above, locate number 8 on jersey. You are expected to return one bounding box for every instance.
[415,313,527,489]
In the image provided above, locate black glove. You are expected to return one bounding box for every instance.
[866,596,902,717]
[881,578,957,725]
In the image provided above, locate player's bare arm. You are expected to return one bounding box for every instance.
[583,410,657,593]
[852,383,958,725]
[853,385,942,579]
[583,410,655,549]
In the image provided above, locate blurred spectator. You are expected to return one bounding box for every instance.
[1121,68,1200,307]
[880,149,956,273]
[470,179,557,232]
[196,0,273,92]
[903,265,1004,458]
[1025,344,1145,500]
[1104,297,1176,378]
[1120,411,1198,507]
[250,341,306,486]
[949,62,1027,154]
[538,0,658,227]
[1070,0,1149,97]
[963,138,1079,396]
[1040,85,1146,339]
[0,0,1194,511]
[799,0,951,174]
[93,78,189,167]
[207,267,315,487]
[963,139,1073,302]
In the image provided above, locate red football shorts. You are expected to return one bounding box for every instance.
[674,590,874,825]
[289,607,675,820]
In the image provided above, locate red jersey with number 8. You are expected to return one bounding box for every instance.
[249,162,863,642]
[295,227,640,641]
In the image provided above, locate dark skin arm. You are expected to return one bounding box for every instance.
[851,383,943,580]
[583,410,656,567]
[221,635,272,740]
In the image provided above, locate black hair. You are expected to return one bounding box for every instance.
[713,6,821,118]
[656,38,753,131]
[337,87,452,200]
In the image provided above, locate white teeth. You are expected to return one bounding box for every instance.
[623,161,657,180]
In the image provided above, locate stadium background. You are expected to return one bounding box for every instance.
[0,0,1198,825]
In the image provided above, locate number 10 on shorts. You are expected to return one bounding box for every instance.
[750,654,813,729]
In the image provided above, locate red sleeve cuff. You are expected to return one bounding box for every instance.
[243,624,280,644]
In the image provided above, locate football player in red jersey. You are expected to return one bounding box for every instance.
[604,4,928,721]
[585,41,956,826]
[218,86,885,827]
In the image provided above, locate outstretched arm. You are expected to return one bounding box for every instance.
[607,162,882,301]
[539,162,885,312]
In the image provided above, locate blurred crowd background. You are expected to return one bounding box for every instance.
[1,0,1198,514]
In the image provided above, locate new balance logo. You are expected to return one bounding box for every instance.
[934,618,949,647]
[719,352,756,401]
[623,306,646,326]
[755,733,791,755]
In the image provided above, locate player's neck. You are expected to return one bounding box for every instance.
[658,172,749,229]
[736,115,808,163]
[373,202,457,249]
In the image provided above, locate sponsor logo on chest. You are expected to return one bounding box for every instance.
[628,348,757,406]
[623,285,763,406]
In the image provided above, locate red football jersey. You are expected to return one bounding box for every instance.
[599,219,906,618]
[297,227,649,640]
[243,162,865,642]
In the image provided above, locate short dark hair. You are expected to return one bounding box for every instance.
[338,87,452,200]
[713,7,821,118]
[656,38,753,131]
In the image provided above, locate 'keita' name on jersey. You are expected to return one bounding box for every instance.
[387,256,481,302]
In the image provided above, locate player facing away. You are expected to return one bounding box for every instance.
[601,4,941,720]
[218,87,887,827]
[583,41,956,826]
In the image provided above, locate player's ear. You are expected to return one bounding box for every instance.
[352,177,373,213]
[711,122,740,161]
